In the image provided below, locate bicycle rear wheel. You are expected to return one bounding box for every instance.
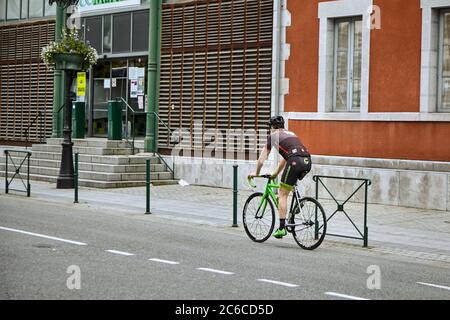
[243,192,275,243]
[290,197,327,250]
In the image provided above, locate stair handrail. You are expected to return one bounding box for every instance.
[153,152,174,176]
[116,97,146,155]
[24,111,45,148]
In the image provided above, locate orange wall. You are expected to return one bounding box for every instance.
[284,0,450,161]
[370,0,422,112]
[289,120,450,162]
[284,0,320,112]
[285,0,422,113]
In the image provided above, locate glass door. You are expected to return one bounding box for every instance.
[92,61,111,137]
[128,57,147,137]
[90,58,147,138]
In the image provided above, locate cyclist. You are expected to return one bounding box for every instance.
[249,116,312,239]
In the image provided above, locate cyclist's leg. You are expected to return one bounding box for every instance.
[280,156,311,219]
[273,161,295,238]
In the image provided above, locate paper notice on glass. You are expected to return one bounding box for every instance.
[104,78,111,89]
[137,67,145,78]
[138,95,144,110]
[130,80,138,98]
[112,78,117,88]
[129,67,138,80]
[137,77,145,95]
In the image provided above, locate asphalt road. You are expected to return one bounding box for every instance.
[1,194,450,300]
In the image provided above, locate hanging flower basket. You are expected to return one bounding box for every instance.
[53,53,84,71]
[41,28,98,71]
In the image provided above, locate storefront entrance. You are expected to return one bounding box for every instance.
[89,57,147,138]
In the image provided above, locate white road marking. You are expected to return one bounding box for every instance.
[197,268,234,275]
[149,258,180,265]
[257,279,299,288]
[325,292,369,300]
[0,226,87,246]
[105,250,135,256]
[417,282,450,292]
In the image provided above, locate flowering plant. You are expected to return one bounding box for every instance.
[41,28,98,71]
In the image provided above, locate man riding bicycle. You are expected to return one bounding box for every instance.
[249,116,312,239]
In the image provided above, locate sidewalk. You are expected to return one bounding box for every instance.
[1,179,449,261]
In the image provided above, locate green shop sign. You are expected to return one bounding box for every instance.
[79,0,141,13]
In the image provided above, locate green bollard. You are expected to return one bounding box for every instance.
[145,159,151,214]
[72,102,86,139]
[108,100,122,140]
[232,165,238,227]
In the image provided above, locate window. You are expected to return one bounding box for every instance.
[438,9,450,111]
[333,18,362,112]
[113,13,131,53]
[85,16,102,54]
[28,0,43,19]
[132,11,149,52]
[103,15,111,53]
[44,1,56,17]
[6,0,19,20]
[28,0,44,18]
[317,0,371,114]
[21,0,27,19]
[420,0,450,114]
[0,0,6,21]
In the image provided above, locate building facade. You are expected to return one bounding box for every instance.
[0,0,276,156]
[1,0,449,211]
[285,0,450,162]
[279,0,450,210]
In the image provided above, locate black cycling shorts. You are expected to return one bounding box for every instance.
[280,156,312,191]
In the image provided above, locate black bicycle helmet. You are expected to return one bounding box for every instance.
[268,115,285,129]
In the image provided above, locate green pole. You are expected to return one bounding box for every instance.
[145,159,151,214]
[144,0,162,153]
[52,5,66,138]
[232,165,239,227]
[364,180,369,247]
[74,153,79,203]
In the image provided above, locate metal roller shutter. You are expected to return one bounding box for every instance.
[159,0,273,158]
[0,20,55,144]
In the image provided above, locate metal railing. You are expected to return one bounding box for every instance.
[152,112,177,177]
[24,111,45,147]
[4,150,32,197]
[116,97,146,155]
[115,98,176,176]
[313,175,371,247]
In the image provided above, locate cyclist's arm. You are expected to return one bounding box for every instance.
[255,146,270,176]
[272,157,287,178]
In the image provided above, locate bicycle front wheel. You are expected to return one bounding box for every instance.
[243,192,275,243]
[291,197,327,250]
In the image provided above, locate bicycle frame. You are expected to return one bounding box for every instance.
[249,177,280,219]
[249,176,313,231]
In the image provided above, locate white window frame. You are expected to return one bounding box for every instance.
[285,0,450,122]
[437,8,450,111]
[332,17,363,112]
[317,0,372,115]
[420,0,450,113]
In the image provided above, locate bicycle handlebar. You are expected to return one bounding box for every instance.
[247,175,274,188]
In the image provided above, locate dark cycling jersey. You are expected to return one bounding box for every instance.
[266,129,310,160]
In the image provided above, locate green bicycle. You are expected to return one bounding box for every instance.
[243,175,327,250]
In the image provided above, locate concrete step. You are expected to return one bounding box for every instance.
[0,164,173,182]
[32,144,135,156]
[4,151,160,165]
[0,171,178,188]
[0,157,166,173]
[45,138,138,149]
